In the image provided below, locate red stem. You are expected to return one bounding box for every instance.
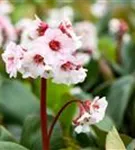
[40,78,49,150]
[48,99,82,140]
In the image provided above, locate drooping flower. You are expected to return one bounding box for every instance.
[73,96,108,134]
[2,42,24,78]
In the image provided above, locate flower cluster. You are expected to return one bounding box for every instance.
[73,96,108,134]
[0,0,16,48]
[2,17,87,85]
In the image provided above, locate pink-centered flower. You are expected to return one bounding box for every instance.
[73,96,108,134]
[2,42,23,78]
[19,42,52,79]
[28,16,48,39]
[59,18,82,49]
[17,16,48,49]
[37,28,76,61]
[52,56,87,85]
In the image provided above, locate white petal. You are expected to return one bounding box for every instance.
[74,125,83,134]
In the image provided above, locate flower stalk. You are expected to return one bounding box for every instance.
[48,99,82,140]
[40,78,49,150]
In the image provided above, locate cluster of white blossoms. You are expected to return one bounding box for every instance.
[2,17,87,85]
[73,96,108,134]
[0,0,16,48]
[74,21,99,65]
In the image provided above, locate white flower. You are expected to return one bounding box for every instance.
[28,16,48,39]
[2,42,23,78]
[19,42,52,79]
[59,18,82,49]
[52,56,87,85]
[0,0,13,15]
[18,16,48,49]
[74,112,91,134]
[89,96,108,123]
[91,0,108,18]
[73,96,108,133]
[37,28,76,61]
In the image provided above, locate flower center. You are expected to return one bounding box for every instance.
[33,54,44,64]
[37,22,48,36]
[49,40,61,51]
[61,61,81,71]
[8,57,14,64]
[93,104,100,109]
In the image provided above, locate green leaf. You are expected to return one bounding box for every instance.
[98,36,117,62]
[81,59,99,91]
[127,140,135,150]
[21,115,64,150]
[47,80,76,132]
[107,75,134,128]
[11,3,36,23]
[97,12,112,36]
[0,141,29,150]
[121,40,135,74]
[106,126,126,150]
[20,115,42,150]
[0,126,16,142]
[74,132,97,148]
[47,80,71,112]
[120,134,132,147]
[0,79,39,124]
[95,116,114,132]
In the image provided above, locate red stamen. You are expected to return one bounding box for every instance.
[49,40,61,51]
[33,54,44,64]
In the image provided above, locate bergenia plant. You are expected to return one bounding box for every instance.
[2,16,108,150]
